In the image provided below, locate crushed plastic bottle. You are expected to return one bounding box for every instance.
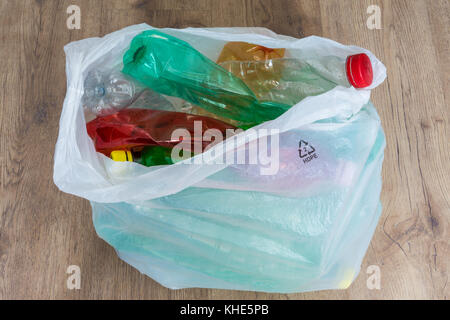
[122,30,292,129]
[124,41,285,127]
[86,108,237,157]
[82,69,145,116]
[219,54,373,106]
[157,42,286,127]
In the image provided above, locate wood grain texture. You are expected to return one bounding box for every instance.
[0,0,448,299]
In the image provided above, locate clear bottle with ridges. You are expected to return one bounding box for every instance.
[82,69,143,116]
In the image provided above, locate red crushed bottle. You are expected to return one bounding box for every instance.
[86,109,237,156]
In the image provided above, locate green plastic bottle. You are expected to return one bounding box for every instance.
[111,146,174,167]
[122,30,291,129]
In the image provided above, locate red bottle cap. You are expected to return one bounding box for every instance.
[346,53,373,88]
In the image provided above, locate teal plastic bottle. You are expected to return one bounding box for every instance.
[122,30,291,129]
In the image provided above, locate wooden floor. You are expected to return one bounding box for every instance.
[0,0,448,300]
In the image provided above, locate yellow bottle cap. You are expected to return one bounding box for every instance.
[110,150,133,162]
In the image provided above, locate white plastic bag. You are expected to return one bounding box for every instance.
[54,24,386,292]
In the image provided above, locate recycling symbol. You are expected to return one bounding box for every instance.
[298,140,316,158]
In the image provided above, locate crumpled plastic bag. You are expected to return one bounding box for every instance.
[54,24,386,293]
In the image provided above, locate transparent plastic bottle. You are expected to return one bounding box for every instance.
[219,54,373,106]
[82,69,144,116]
